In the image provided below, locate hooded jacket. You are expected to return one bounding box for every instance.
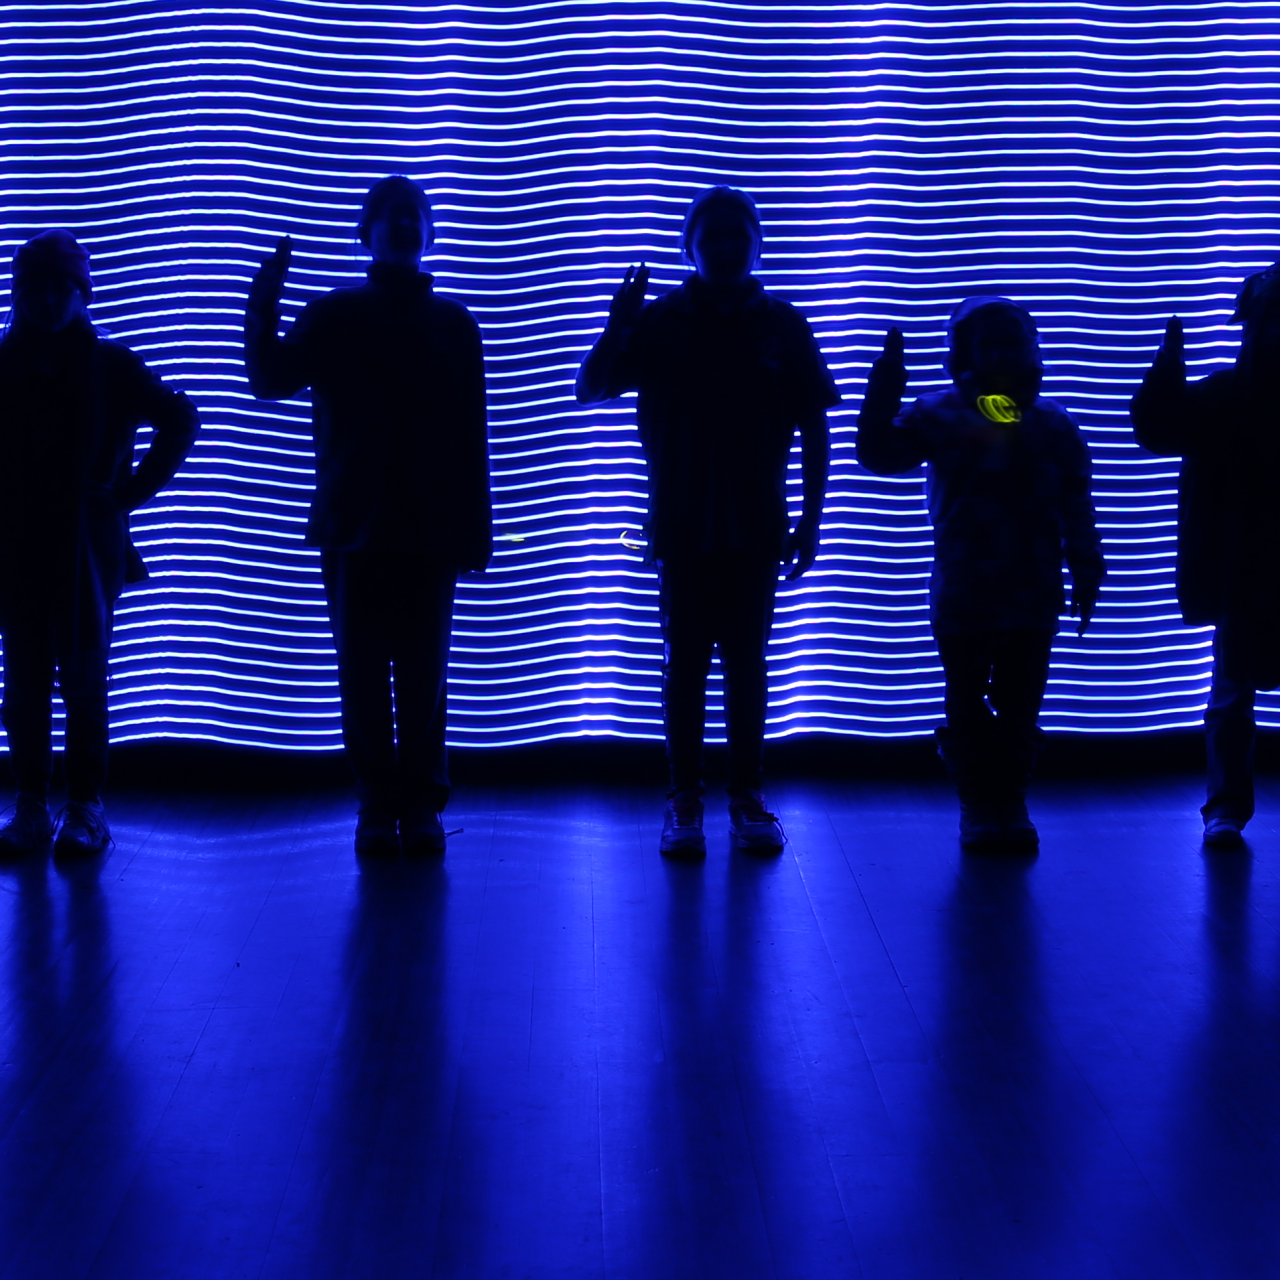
[857,304,1103,635]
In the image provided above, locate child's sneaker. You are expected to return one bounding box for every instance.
[54,800,111,857]
[728,791,785,853]
[660,793,706,858]
[1203,816,1245,849]
[0,793,53,855]
[355,808,400,859]
[401,810,447,858]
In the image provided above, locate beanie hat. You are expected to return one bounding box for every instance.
[357,175,435,249]
[13,229,92,300]
[681,185,762,256]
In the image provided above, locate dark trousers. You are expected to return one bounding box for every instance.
[1204,622,1259,824]
[320,550,457,816]
[1,616,110,802]
[658,554,779,797]
[935,627,1056,737]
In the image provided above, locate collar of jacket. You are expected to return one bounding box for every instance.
[675,272,766,314]
[366,262,434,293]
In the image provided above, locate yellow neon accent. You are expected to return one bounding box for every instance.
[977,394,1021,424]
[620,530,645,551]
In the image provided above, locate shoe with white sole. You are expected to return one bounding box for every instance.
[728,791,785,853]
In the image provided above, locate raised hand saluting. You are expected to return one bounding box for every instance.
[608,263,650,332]
[1154,315,1184,375]
[870,325,908,398]
[247,235,292,323]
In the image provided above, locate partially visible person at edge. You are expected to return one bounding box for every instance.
[1129,263,1280,849]
[576,185,838,858]
[244,176,491,860]
[0,230,199,857]
[857,298,1104,851]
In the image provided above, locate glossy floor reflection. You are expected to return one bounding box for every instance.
[0,772,1277,1278]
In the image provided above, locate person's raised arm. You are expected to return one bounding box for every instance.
[1129,316,1192,457]
[575,264,649,405]
[856,327,925,474]
[784,410,830,581]
[244,235,307,400]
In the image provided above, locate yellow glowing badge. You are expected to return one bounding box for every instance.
[620,530,646,551]
[977,394,1021,424]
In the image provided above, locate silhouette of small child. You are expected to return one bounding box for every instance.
[1130,264,1280,848]
[576,185,839,857]
[0,230,199,857]
[858,298,1104,850]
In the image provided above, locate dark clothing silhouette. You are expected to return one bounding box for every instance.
[246,261,491,564]
[858,336,1103,847]
[581,274,838,560]
[1130,363,1280,683]
[936,628,1056,739]
[1131,359,1280,823]
[246,261,491,816]
[658,554,778,795]
[577,273,837,797]
[858,386,1103,635]
[320,551,455,815]
[0,320,198,798]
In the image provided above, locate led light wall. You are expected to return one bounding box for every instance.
[2,1,1277,748]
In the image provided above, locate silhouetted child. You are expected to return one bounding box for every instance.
[245,176,491,859]
[0,230,199,856]
[858,298,1104,850]
[576,185,838,857]
[1130,264,1280,847]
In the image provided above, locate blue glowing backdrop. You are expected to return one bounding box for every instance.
[2,2,1278,750]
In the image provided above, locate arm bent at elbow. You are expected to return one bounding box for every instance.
[856,328,923,474]
[115,371,201,513]
[575,327,633,405]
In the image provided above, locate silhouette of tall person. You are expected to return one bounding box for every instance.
[1130,264,1280,847]
[576,186,838,857]
[858,299,1104,850]
[0,230,199,856]
[245,176,492,858]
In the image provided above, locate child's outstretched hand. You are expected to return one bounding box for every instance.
[248,235,292,318]
[1154,315,1184,374]
[871,326,908,397]
[1069,574,1101,637]
[608,264,650,332]
[784,514,820,581]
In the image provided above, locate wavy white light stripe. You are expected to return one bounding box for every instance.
[0,0,1276,749]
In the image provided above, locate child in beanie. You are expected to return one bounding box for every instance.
[857,298,1104,850]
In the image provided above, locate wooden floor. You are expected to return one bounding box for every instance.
[0,769,1277,1279]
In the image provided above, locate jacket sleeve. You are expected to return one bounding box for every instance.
[113,352,200,513]
[1059,419,1105,584]
[245,295,311,401]
[855,356,925,474]
[453,307,493,572]
[575,318,642,405]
